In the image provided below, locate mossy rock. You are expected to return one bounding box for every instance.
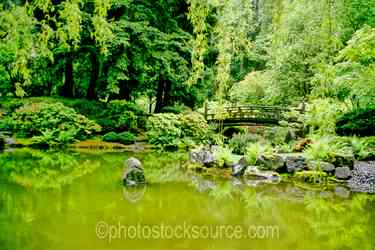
[257,154,285,171]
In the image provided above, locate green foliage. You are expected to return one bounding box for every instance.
[103,131,135,145]
[97,100,146,133]
[160,104,190,114]
[229,133,263,155]
[304,136,353,162]
[10,102,101,144]
[302,99,346,136]
[336,104,375,137]
[245,142,273,166]
[146,113,183,149]
[146,112,210,149]
[180,112,209,139]
[229,72,266,104]
[213,146,233,168]
[313,26,375,107]
[347,136,375,160]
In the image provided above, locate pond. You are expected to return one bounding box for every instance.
[0,148,375,250]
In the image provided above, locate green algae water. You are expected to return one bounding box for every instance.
[1,148,375,250]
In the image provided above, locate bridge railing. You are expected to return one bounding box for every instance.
[204,103,303,124]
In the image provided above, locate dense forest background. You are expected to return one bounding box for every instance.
[0,0,374,111]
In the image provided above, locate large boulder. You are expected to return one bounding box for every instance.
[122,157,146,187]
[329,153,354,169]
[284,154,307,173]
[231,157,248,177]
[335,167,351,180]
[189,148,215,167]
[257,154,285,172]
[308,161,336,173]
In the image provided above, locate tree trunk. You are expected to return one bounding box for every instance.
[61,54,74,98]
[119,80,131,101]
[163,80,172,107]
[154,80,165,113]
[87,52,99,100]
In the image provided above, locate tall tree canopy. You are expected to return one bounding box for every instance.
[0,0,374,110]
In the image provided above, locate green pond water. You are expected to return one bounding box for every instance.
[1,148,375,250]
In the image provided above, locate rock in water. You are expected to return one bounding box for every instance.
[335,167,351,180]
[257,154,285,172]
[231,157,248,177]
[123,157,146,186]
[232,164,246,177]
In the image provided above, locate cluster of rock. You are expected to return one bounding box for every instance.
[188,148,375,194]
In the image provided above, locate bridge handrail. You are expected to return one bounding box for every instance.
[204,104,303,120]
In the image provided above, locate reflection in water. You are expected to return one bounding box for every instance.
[0,149,375,250]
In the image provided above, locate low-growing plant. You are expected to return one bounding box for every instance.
[213,146,233,168]
[229,133,263,154]
[304,136,353,162]
[265,127,294,145]
[33,129,77,147]
[103,131,136,145]
[344,136,375,160]
[245,142,274,165]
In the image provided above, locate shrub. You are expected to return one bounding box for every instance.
[97,100,146,133]
[103,131,136,145]
[180,112,209,139]
[146,112,210,149]
[10,102,101,145]
[336,105,375,137]
[146,113,183,149]
[229,133,263,154]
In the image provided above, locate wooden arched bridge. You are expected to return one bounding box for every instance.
[203,104,304,127]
